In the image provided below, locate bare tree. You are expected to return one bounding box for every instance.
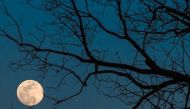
[1,0,190,109]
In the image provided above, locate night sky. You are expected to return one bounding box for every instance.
[0,0,127,109]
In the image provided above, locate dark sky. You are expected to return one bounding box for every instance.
[0,0,127,109]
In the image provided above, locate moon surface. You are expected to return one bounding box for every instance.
[17,80,44,106]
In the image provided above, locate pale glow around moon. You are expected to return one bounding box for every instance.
[17,80,44,106]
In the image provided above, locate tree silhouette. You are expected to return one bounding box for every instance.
[1,0,190,109]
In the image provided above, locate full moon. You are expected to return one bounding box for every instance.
[17,80,44,106]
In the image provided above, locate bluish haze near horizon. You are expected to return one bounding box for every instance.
[0,0,127,109]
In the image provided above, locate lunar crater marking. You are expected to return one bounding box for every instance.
[17,80,44,106]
